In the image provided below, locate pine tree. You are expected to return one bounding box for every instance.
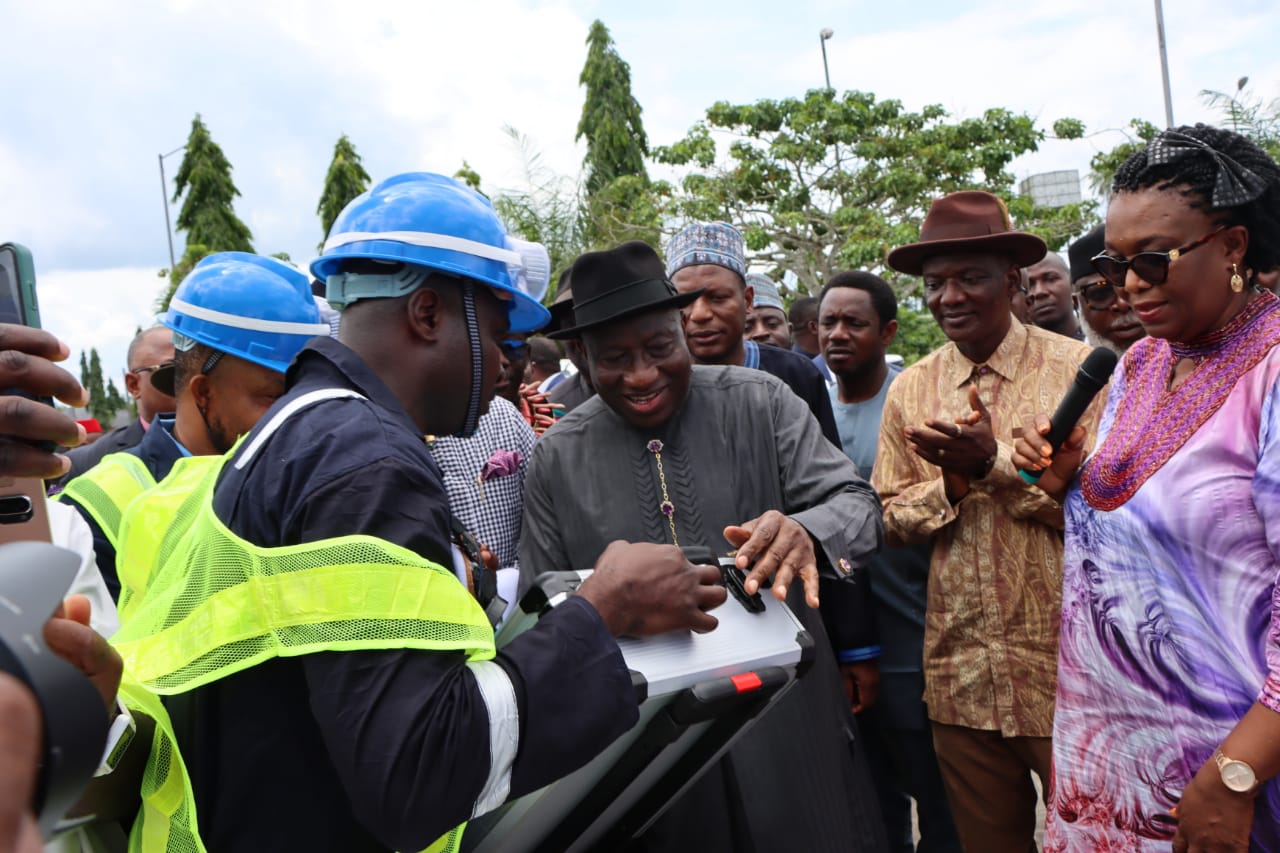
[317,134,372,248]
[161,114,254,308]
[79,348,125,424]
[576,20,649,196]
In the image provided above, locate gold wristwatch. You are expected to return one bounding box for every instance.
[1213,748,1259,794]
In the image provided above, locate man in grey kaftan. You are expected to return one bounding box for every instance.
[518,240,889,853]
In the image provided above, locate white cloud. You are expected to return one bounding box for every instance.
[36,267,164,381]
[2,0,1277,374]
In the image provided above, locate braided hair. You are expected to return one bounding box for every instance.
[1113,123,1280,276]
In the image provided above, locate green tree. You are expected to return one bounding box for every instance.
[317,134,372,248]
[156,243,209,312]
[1087,118,1161,196]
[656,89,1094,297]
[161,114,254,307]
[454,161,484,194]
[576,20,649,196]
[1201,79,1280,160]
[892,303,951,366]
[79,348,128,424]
[488,127,586,285]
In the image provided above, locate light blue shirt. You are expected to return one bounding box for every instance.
[829,363,903,478]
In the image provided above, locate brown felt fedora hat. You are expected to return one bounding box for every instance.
[549,241,702,339]
[887,191,1047,275]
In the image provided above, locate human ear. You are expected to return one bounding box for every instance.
[881,319,899,347]
[406,286,443,343]
[1221,224,1250,270]
[189,373,212,413]
[123,372,141,400]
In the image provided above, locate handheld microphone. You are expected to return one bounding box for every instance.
[1018,347,1118,484]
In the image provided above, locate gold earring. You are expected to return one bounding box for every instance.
[1231,263,1245,293]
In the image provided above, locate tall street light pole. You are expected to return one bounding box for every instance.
[819,28,833,91]
[158,145,184,272]
[1153,0,1175,127]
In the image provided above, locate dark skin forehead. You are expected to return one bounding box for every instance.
[582,308,684,358]
[921,252,1017,281]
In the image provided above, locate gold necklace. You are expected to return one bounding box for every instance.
[646,439,679,546]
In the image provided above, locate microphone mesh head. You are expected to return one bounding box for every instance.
[1078,347,1119,388]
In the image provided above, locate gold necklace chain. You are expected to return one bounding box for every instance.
[646,439,679,547]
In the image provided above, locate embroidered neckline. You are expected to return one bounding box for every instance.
[1081,290,1280,510]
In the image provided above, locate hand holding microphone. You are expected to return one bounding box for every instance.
[1014,347,1118,493]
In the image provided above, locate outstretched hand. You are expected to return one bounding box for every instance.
[578,541,727,637]
[724,510,820,609]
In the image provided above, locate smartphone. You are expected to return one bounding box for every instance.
[0,242,53,542]
[0,242,42,327]
[0,474,51,543]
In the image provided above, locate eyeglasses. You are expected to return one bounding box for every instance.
[1077,281,1122,311]
[129,362,173,376]
[1090,227,1225,288]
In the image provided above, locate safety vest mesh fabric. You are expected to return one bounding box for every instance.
[111,452,497,692]
[116,677,205,853]
[56,451,156,550]
[111,433,494,852]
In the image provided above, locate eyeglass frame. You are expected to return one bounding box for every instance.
[1089,226,1226,289]
[128,362,173,376]
[1075,279,1125,311]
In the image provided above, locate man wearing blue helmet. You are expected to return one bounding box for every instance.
[108,172,725,852]
[58,252,326,601]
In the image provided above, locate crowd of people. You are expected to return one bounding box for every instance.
[3,121,1280,853]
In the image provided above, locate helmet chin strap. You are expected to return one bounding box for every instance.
[454,281,483,438]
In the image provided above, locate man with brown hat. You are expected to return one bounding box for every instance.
[521,239,888,853]
[872,191,1099,852]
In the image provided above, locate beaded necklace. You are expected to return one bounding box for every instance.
[646,439,679,546]
[1081,290,1280,511]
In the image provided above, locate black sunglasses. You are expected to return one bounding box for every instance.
[1077,281,1122,311]
[1090,227,1225,289]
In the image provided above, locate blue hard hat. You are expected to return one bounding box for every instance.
[312,172,552,334]
[160,252,328,375]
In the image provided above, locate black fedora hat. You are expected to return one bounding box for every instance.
[548,241,702,340]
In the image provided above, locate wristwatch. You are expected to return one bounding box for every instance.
[1213,748,1259,794]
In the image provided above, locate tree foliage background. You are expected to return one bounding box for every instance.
[655,90,1094,295]
[158,114,255,309]
[79,348,129,424]
[574,20,663,250]
[317,134,372,249]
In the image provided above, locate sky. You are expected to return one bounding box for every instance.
[0,0,1276,381]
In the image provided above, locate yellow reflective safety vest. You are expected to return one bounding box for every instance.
[57,450,157,550]
[111,390,496,853]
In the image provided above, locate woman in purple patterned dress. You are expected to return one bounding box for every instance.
[1014,125,1280,852]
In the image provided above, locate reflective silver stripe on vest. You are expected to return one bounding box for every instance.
[468,659,520,817]
[234,388,366,470]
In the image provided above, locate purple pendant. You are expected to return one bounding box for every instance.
[647,439,664,453]
[660,500,675,517]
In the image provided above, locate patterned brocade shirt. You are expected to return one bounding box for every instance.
[871,318,1099,738]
